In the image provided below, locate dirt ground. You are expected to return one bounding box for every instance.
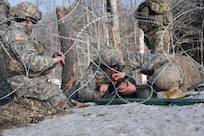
[0,100,74,133]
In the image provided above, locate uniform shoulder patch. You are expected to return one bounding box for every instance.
[15,34,26,41]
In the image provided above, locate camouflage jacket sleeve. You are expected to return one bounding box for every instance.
[128,53,174,74]
[4,29,55,72]
[127,53,150,70]
[120,62,134,77]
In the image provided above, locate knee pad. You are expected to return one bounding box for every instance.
[152,65,183,91]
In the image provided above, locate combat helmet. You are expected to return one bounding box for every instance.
[13,2,41,24]
[0,0,10,17]
[97,45,123,68]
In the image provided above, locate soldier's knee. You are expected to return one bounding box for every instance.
[154,65,183,91]
[77,89,95,102]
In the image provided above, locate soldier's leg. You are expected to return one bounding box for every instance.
[77,85,96,102]
[150,64,183,91]
[8,75,67,108]
[198,65,204,82]
[77,76,97,102]
[149,30,171,53]
[0,76,13,106]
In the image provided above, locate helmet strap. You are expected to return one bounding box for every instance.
[25,20,29,27]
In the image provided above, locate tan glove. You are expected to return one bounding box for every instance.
[158,87,187,99]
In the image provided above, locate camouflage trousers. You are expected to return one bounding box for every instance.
[77,76,96,102]
[147,29,172,53]
[148,56,201,91]
[149,64,183,91]
[72,66,96,102]
[199,67,204,82]
[7,75,67,107]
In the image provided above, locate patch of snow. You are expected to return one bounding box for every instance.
[2,103,204,136]
[48,78,61,88]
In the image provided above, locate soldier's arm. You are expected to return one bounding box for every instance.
[127,53,150,70]
[6,30,56,72]
[111,53,148,80]
[127,53,162,76]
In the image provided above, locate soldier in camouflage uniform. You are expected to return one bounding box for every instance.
[135,0,173,53]
[0,0,10,31]
[115,52,203,98]
[1,2,70,110]
[67,45,137,102]
[0,0,11,106]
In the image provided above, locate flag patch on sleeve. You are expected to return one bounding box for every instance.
[15,34,26,41]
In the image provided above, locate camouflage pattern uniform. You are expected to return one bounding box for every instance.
[1,2,67,108]
[0,0,10,28]
[76,45,135,102]
[135,0,173,53]
[0,0,11,106]
[127,53,202,91]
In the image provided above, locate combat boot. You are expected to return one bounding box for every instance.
[14,95,52,112]
[54,101,71,110]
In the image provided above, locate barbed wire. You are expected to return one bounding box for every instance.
[0,1,204,107]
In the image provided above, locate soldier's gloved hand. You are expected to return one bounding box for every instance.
[94,84,109,98]
[53,52,65,66]
[141,68,154,76]
[118,80,137,95]
[112,72,126,81]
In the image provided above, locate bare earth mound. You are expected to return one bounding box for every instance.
[0,102,73,132]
